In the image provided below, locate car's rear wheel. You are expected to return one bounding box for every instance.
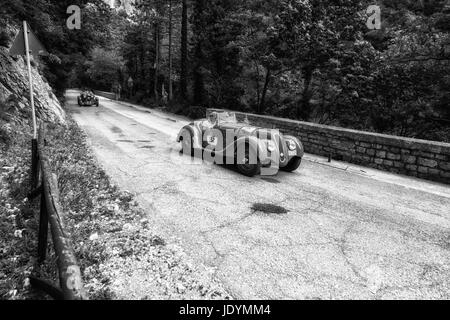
[180,129,194,157]
[236,147,260,177]
[281,157,302,172]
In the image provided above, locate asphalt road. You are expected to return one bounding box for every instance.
[67,90,450,300]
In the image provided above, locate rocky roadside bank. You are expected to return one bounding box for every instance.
[0,47,65,124]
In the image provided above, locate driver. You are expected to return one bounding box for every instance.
[202,112,218,130]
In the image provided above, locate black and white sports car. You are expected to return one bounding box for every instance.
[177,111,304,177]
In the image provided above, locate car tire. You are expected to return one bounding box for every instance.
[180,129,194,157]
[281,157,302,172]
[236,147,261,177]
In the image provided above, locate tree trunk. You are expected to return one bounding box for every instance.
[254,63,261,108]
[259,68,271,114]
[139,49,144,84]
[298,67,313,119]
[180,0,188,101]
[193,0,205,105]
[154,23,160,104]
[193,44,205,105]
[168,0,173,101]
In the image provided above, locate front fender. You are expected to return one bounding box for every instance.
[234,136,261,152]
[284,135,305,158]
[233,136,273,163]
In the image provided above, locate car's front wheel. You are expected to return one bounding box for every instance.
[236,147,260,177]
[281,157,302,172]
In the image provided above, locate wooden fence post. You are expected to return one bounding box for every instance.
[31,127,88,300]
[40,155,88,300]
[31,138,38,188]
[37,188,48,263]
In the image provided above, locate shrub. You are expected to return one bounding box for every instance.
[182,105,207,120]
[0,30,10,47]
[0,99,10,121]
[0,122,11,149]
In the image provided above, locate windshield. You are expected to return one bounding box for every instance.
[217,112,237,125]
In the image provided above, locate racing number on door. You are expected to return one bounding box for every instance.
[204,130,219,148]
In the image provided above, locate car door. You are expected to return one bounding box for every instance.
[203,126,220,150]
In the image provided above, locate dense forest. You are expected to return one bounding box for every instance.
[1,0,449,142]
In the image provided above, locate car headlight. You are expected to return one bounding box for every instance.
[267,141,276,152]
[287,140,297,151]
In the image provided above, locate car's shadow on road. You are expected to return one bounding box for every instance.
[177,150,296,183]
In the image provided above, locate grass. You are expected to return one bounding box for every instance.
[0,119,54,300]
[0,101,11,148]
[42,120,148,299]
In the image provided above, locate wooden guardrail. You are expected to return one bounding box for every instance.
[28,125,88,300]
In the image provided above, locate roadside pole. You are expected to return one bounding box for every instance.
[9,21,47,187]
[23,21,38,187]
[23,21,38,140]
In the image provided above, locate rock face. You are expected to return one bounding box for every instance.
[0,45,65,124]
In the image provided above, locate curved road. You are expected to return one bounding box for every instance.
[67,90,450,300]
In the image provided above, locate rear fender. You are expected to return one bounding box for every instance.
[177,125,202,149]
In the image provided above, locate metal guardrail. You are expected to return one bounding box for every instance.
[28,125,88,300]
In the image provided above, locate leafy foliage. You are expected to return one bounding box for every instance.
[0,0,115,96]
[186,0,450,141]
[2,0,449,141]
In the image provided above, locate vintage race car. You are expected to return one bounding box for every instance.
[177,111,304,177]
[78,90,99,107]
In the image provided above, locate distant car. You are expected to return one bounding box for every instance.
[176,111,304,177]
[78,90,99,107]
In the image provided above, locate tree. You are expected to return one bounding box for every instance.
[180,0,188,100]
[85,47,124,91]
[269,0,366,119]
[168,0,174,101]
[191,0,207,105]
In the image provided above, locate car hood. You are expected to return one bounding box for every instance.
[217,123,283,139]
[219,122,260,135]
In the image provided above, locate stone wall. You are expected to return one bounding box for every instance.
[94,90,116,101]
[207,109,450,184]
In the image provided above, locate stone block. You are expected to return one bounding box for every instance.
[376,151,386,158]
[417,158,438,168]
